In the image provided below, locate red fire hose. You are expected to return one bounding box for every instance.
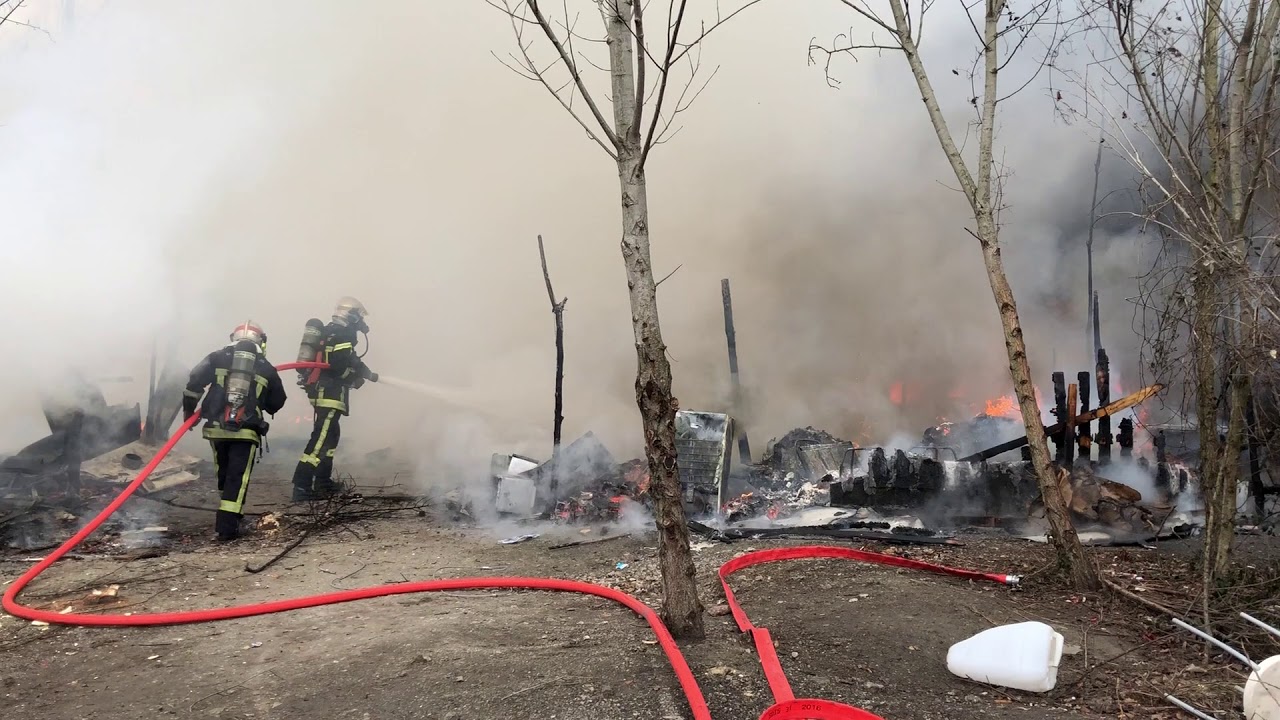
[2,361,1017,720]
[717,547,1018,719]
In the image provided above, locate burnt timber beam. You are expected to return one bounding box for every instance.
[959,384,1164,463]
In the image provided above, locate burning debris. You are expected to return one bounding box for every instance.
[468,361,1183,544]
[760,426,849,476]
[707,375,1189,541]
[922,414,1024,460]
[483,412,736,527]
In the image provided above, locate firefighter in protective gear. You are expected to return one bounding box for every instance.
[292,297,378,501]
[183,322,287,540]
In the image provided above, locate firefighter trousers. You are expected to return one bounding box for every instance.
[292,409,342,493]
[210,440,258,539]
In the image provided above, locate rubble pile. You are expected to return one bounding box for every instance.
[1047,464,1182,536]
[488,435,655,524]
[478,400,1190,542]
[827,451,1040,521]
[486,411,735,524]
[1,373,199,551]
[921,414,1024,460]
[760,426,851,479]
[726,421,1195,539]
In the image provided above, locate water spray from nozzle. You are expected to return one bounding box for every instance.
[375,374,508,421]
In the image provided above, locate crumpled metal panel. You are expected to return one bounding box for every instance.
[675,410,734,513]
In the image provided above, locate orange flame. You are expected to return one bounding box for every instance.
[976,386,1046,419]
[983,395,1020,418]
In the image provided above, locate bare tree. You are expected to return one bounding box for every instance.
[490,0,759,637]
[1060,0,1280,590]
[813,0,1100,588]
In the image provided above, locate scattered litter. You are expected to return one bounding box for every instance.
[500,534,540,545]
[614,562,628,570]
[947,621,1064,693]
[257,513,281,535]
[146,655,160,661]
[89,585,121,603]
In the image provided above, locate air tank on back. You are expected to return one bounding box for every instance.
[225,341,259,411]
[295,318,325,385]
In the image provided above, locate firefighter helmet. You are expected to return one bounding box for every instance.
[229,321,266,348]
[332,296,369,329]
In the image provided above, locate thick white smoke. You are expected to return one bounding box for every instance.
[0,2,1151,484]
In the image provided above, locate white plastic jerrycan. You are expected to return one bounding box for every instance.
[946,621,1065,693]
[1244,655,1280,720]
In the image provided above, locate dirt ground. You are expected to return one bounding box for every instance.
[1,455,1273,720]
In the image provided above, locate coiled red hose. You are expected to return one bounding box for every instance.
[1,361,1018,720]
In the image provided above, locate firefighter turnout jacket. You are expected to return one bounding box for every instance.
[183,347,287,443]
[310,321,375,416]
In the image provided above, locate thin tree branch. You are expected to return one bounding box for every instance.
[490,0,620,160]
[655,263,684,287]
[525,0,622,151]
[666,0,770,68]
[640,0,689,169]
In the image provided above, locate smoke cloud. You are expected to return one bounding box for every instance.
[0,1,1153,484]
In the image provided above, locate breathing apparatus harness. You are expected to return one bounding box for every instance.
[220,323,271,460]
[295,303,370,394]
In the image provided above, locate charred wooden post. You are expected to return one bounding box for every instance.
[1092,291,1102,367]
[147,337,157,432]
[537,235,568,499]
[721,279,752,463]
[61,410,85,491]
[1247,394,1266,518]
[1064,383,1078,466]
[1052,372,1068,462]
[1077,370,1092,460]
[1118,417,1134,458]
[1096,348,1112,464]
[1154,430,1166,464]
